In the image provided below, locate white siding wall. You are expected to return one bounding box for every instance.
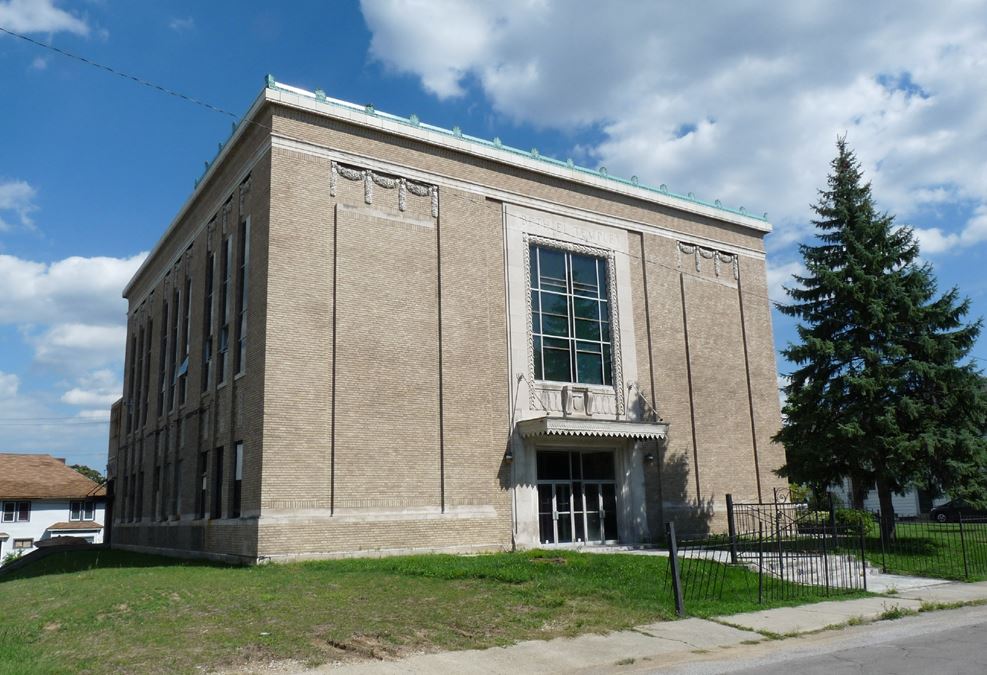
[0,500,105,561]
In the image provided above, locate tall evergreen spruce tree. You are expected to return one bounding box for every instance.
[776,138,987,538]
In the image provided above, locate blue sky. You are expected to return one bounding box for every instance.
[1,1,986,471]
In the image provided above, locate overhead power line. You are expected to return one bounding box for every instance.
[0,25,242,121]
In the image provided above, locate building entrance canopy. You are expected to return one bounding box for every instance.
[516,416,668,441]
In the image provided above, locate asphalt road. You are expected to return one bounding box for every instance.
[653,603,987,675]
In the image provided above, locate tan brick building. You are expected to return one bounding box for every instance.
[107,77,787,563]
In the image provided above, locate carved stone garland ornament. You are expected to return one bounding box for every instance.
[676,241,740,280]
[330,160,438,217]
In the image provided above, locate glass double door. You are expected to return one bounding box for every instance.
[537,450,618,545]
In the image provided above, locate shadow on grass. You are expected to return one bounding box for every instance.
[0,548,231,583]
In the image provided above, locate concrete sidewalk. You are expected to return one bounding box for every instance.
[311,581,987,674]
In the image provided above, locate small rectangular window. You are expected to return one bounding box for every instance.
[135,471,144,521]
[12,539,32,550]
[84,500,95,521]
[231,441,243,518]
[70,501,82,521]
[212,447,224,520]
[173,457,182,518]
[152,465,160,520]
[196,452,208,520]
[2,501,31,522]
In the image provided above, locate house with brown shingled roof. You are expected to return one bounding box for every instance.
[0,454,106,562]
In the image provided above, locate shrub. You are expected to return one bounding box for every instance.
[835,508,874,535]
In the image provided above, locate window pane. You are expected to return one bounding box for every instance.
[85,501,95,521]
[603,344,613,385]
[569,254,600,296]
[543,343,571,381]
[529,244,538,289]
[575,318,601,341]
[576,340,602,354]
[539,292,568,317]
[573,297,599,320]
[532,336,543,379]
[540,313,570,337]
[70,502,81,521]
[537,451,571,480]
[600,300,610,322]
[18,502,30,522]
[538,248,566,288]
[577,352,604,384]
[3,502,14,522]
[583,452,615,480]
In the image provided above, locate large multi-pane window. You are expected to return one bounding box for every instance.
[218,236,232,384]
[141,320,152,426]
[168,285,180,411]
[529,244,613,385]
[158,298,169,417]
[177,276,192,405]
[235,218,250,375]
[201,251,214,392]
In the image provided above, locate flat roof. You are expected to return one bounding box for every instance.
[124,75,771,298]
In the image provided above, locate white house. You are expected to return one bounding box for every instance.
[0,453,106,562]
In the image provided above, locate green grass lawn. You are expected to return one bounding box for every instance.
[863,521,987,581]
[0,548,865,675]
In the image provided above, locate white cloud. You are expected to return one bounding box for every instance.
[911,205,987,254]
[60,368,121,408]
[168,16,194,33]
[0,252,146,325]
[0,179,38,231]
[765,260,804,305]
[29,55,49,71]
[29,323,127,373]
[361,1,987,251]
[0,371,19,398]
[0,0,90,36]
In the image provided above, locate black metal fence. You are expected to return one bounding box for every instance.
[869,514,987,581]
[663,495,868,615]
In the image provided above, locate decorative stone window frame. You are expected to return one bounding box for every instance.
[523,234,625,416]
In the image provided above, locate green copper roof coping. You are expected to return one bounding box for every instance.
[259,76,768,223]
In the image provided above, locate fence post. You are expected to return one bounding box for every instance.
[665,521,685,617]
[821,518,830,595]
[828,491,838,548]
[959,517,970,581]
[726,493,739,564]
[859,527,868,592]
[776,511,785,584]
[878,509,888,573]
[758,522,764,604]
